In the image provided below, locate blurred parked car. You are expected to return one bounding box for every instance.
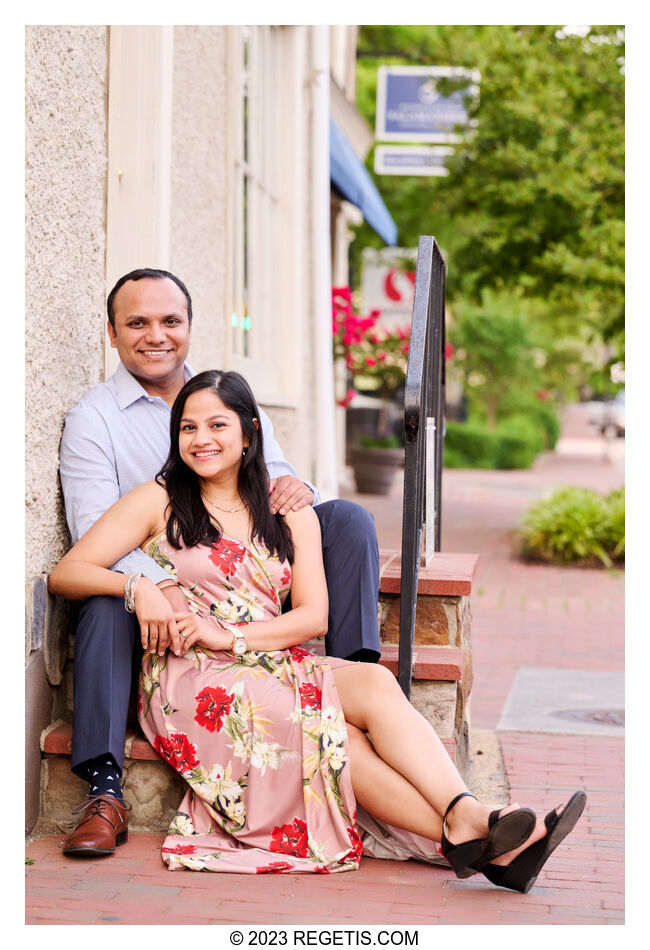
[600,391,625,438]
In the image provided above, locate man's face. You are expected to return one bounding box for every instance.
[107,277,191,394]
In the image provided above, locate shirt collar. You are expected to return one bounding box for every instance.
[113,361,195,411]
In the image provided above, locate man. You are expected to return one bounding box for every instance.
[58,267,380,855]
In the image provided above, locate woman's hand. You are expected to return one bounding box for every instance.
[175,612,234,655]
[134,577,181,656]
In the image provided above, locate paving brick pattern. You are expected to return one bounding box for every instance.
[26,405,625,925]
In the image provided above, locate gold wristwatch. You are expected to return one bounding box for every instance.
[231,631,248,656]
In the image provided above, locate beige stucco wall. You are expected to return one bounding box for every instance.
[25,25,332,832]
[25,25,109,577]
[25,24,110,834]
[169,26,230,374]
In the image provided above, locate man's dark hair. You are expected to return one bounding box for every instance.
[107,268,193,328]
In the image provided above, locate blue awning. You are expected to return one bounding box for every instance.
[330,119,398,246]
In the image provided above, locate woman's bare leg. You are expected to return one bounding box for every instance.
[346,723,443,840]
[333,663,526,846]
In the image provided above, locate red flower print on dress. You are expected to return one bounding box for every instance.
[162,843,196,854]
[255,861,294,873]
[280,567,291,587]
[269,817,309,858]
[194,685,235,733]
[299,682,322,711]
[154,733,199,775]
[339,819,363,866]
[289,646,311,664]
[208,538,247,577]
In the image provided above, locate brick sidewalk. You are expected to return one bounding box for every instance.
[26,405,625,925]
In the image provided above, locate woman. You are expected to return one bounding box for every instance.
[49,371,585,888]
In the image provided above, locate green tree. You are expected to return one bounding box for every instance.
[450,293,540,427]
[354,25,625,364]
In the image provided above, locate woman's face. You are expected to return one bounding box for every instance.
[178,388,249,482]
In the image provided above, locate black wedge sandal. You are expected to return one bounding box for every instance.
[481,790,587,893]
[439,791,537,879]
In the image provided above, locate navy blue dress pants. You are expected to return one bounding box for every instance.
[71,499,380,777]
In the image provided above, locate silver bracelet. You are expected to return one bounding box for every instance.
[124,572,143,613]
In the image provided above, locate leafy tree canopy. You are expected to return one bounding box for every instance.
[354,25,624,362]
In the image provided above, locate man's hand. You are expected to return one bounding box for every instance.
[269,475,314,515]
[175,612,233,655]
[133,578,182,656]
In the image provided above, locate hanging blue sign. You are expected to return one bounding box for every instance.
[376,66,480,143]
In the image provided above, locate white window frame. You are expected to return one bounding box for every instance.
[226,26,301,405]
[105,25,173,379]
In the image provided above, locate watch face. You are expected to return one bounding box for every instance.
[234,637,247,655]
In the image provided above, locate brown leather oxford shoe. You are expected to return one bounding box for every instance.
[62,794,132,856]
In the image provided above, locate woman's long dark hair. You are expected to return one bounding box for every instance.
[156,370,294,563]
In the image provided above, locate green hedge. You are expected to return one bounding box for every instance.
[495,415,543,469]
[518,486,625,567]
[444,417,542,470]
[443,422,500,468]
[497,394,561,450]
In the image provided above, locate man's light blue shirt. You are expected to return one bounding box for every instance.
[59,362,319,584]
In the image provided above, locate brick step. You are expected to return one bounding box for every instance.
[379,550,478,596]
[37,644,466,836]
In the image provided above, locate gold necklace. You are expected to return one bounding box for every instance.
[202,494,247,514]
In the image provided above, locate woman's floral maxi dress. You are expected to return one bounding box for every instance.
[138,531,362,874]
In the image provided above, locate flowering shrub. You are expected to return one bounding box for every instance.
[332,286,410,409]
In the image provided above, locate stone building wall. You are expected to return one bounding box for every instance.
[25,24,110,832]
[25,24,325,833]
[25,25,109,577]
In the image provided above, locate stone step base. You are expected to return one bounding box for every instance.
[36,644,468,836]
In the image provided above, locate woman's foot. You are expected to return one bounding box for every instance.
[481,791,587,893]
[490,810,551,866]
[440,793,536,878]
[443,796,524,847]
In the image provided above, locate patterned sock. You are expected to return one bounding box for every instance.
[84,754,123,799]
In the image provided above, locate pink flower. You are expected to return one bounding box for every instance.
[333,286,351,301]
[337,388,356,408]
[365,357,376,367]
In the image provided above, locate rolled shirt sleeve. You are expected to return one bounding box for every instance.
[59,402,172,584]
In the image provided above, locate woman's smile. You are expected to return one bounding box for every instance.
[193,449,221,458]
[179,390,248,478]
